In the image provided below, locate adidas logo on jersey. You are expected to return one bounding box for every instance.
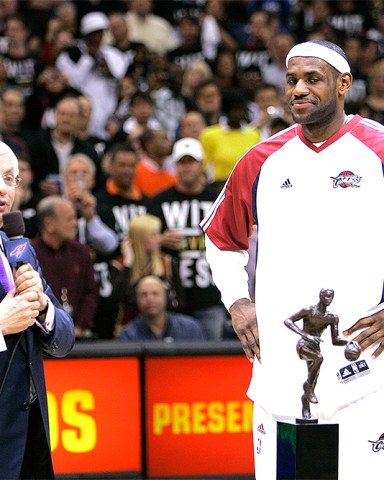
[257,423,266,434]
[280,178,292,189]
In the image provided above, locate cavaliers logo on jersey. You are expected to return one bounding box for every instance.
[331,171,361,188]
[368,433,384,453]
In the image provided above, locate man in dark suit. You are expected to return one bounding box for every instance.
[27,97,103,197]
[0,141,75,478]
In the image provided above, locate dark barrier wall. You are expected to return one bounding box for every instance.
[44,341,254,478]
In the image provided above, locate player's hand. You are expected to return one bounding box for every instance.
[343,309,384,359]
[0,288,40,335]
[13,263,47,312]
[229,298,260,363]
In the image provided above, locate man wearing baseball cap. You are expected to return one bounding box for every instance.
[56,12,127,140]
[149,137,228,340]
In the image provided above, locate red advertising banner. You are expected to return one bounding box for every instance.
[45,357,142,475]
[145,355,254,477]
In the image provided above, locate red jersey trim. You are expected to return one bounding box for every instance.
[350,118,384,165]
[201,125,297,251]
[297,115,362,152]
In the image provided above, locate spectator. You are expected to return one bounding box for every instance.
[75,95,107,166]
[200,0,237,62]
[149,137,228,340]
[249,83,292,139]
[125,42,151,92]
[193,78,223,126]
[18,0,55,49]
[96,141,148,242]
[32,196,98,340]
[56,11,127,139]
[2,88,25,135]
[117,275,205,341]
[366,11,384,56]
[247,0,292,33]
[64,153,118,256]
[237,66,263,102]
[342,36,369,110]
[28,65,81,130]
[149,62,187,141]
[1,88,31,158]
[12,157,41,239]
[114,91,162,150]
[116,213,172,283]
[181,60,213,108]
[111,213,182,328]
[328,0,372,38]
[360,38,381,77]
[359,59,384,125]
[167,109,208,170]
[94,141,149,339]
[0,14,42,99]
[236,10,274,72]
[181,110,207,138]
[133,129,176,196]
[124,0,177,55]
[40,22,74,66]
[211,48,240,92]
[167,14,204,70]
[200,90,261,188]
[75,0,126,20]
[54,1,79,37]
[27,96,101,197]
[107,11,145,71]
[261,32,296,94]
[0,1,18,41]
[106,74,139,138]
[291,0,334,43]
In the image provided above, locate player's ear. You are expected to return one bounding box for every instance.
[338,72,352,96]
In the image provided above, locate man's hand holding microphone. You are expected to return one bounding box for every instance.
[0,211,47,336]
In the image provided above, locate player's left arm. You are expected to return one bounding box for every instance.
[330,314,348,346]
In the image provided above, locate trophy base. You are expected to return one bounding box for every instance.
[277,420,338,479]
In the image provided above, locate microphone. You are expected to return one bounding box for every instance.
[2,211,30,268]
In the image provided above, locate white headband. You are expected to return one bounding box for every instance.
[286,42,351,73]
[0,141,19,174]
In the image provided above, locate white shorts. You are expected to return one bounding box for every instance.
[253,389,384,479]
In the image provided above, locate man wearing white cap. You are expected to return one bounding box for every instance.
[201,40,384,478]
[149,137,228,340]
[56,12,128,139]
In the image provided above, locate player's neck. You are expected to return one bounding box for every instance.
[302,111,348,143]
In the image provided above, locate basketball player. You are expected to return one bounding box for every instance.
[201,40,384,478]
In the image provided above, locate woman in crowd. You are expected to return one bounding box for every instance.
[111,214,183,333]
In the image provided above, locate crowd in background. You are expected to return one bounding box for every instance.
[0,0,383,342]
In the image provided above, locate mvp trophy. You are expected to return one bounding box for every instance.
[277,289,361,479]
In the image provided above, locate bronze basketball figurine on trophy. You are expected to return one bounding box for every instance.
[276,289,361,479]
[284,288,353,420]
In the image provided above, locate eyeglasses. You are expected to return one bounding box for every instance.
[0,173,21,188]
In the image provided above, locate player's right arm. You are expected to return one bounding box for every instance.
[202,148,261,362]
[205,236,258,362]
